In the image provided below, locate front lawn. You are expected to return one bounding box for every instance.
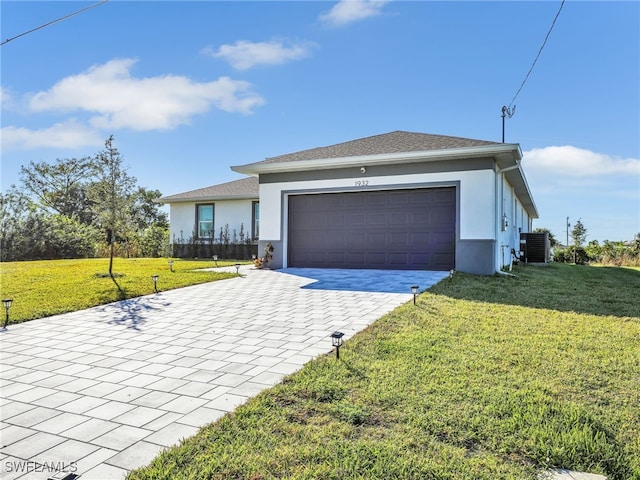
[0,258,239,324]
[129,263,640,479]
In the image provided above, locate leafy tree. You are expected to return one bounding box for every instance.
[533,227,558,247]
[43,215,101,259]
[571,219,588,247]
[2,138,170,263]
[0,189,100,261]
[19,157,96,222]
[631,233,640,256]
[568,219,587,264]
[90,135,137,276]
[129,187,168,230]
[138,224,170,257]
[585,240,601,263]
[1,188,35,261]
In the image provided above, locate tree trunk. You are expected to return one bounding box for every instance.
[109,240,115,276]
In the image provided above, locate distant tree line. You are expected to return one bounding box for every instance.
[535,221,640,266]
[0,136,169,262]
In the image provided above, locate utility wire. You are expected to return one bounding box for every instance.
[507,0,565,108]
[1,0,109,46]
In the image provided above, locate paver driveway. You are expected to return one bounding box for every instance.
[0,266,447,479]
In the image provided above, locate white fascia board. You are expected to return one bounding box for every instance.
[504,167,539,219]
[231,144,522,175]
[155,195,258,204]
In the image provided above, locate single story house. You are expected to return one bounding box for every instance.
[157,176,259,257]
[159,131,538,275]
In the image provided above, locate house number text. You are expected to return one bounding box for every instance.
[355,180,369,187]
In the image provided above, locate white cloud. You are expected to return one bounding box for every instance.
[27,58,265,131]
[523,145,640,177]
[0,87,12,109]
[0,120,104,151]
[204,40,318,71]
[319,0,390,27]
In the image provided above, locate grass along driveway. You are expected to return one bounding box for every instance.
[0,258,239,324]
[128,263,640,480]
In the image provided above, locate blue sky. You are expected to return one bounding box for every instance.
[1,1,638,243]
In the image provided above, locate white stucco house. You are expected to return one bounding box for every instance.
[157,176,259,257]
[159,131,538,274]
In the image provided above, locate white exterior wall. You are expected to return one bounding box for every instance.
[169,203,195,242]
[496,176,531,269]
[169,199,255,243]
[259,169,496,242]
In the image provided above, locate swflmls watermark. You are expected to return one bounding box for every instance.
[4,460,78,474]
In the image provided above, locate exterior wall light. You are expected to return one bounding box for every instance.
[168,260,174,272]
[151,275,159,293]
[411,285,419,305]
[330,331,344,359]
[2,298,13,328]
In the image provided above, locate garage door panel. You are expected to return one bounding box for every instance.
[346,232,365,247]
[409,232,431,245]
[434,189,455,203]
[327,213,346,226]
[367,232,387,248]
[347,213,366,225]
[347,195,367,208]
[288,188,455,270]
[389,232,409,246]
[366,194,388,207]
[388,192,410,205]
[366,253,386,265]
[368,213,386,225]
[389,213,410,226]
[326,252,347,263]
[431,206,454,223]
[345,252,365,264]
[411,212,431,224]
[388,253,410,265]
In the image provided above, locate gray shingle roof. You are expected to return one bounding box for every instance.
[246,131,499,166]
[157,176,258,203]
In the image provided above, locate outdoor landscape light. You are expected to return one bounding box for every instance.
[168,260,174,272]
[330,331,344,359]
[213,255,218,267]
[235,263,241,274]
[151,275,159,293]
[411,285,419,305]
[449,269,454,279]
[2,298,13,328]
[252,254,257,260]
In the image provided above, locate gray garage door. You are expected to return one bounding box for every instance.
[288,187,456,270]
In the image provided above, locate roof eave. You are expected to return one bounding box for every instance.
[155,194,258,204]
[232,144,522,175]
[504,167,539,219]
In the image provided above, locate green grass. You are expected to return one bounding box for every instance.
[0,258,241,323]
[127,263,640,480]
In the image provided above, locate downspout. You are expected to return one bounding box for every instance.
[495,161,521,274]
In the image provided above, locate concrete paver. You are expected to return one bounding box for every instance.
[1,266,444,479]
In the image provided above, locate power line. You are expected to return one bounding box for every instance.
[508,0,566,109]
[1,0,109,47]
[501,0,565,142]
